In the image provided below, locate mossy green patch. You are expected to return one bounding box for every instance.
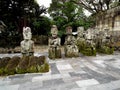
[16,56,29,74]
[5,56,20,75]
[0,57,11,75]
[27,56,38,73]
[81,47,96,56]
[0,55,49,76]
[97,46,114,54]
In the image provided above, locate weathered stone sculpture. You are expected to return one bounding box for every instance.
[82,29,96,56]
[97,28,114,54]
[21,27,34,56]
[64,26,79,57]
[48,25,61,59]
[76,27,86,52]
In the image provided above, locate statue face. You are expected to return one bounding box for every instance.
[51,25,58,37]
[66,26,72,35]
[77,27,84,37]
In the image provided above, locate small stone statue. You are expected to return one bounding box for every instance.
[48,25,61,59]
[21,27,34,56]
[64,26,79,57]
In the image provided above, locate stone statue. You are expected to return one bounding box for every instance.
[48,25,61,59]
[21,27,34,56]
[80,29,96,56]
[76,27,86,52]
[64,26,79,57]
[94,27,114,54]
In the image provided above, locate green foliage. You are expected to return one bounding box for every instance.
[48,0,94,37]
[31,16,51,35]
[0,0,48,47]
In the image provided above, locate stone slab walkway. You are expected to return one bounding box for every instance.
[0,52,120,90]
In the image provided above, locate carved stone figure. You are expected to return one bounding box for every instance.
[64,26,79,57]
[80,29,96,56]
[98,28,114,54]
[23,27,32,40]
[48,25,61,59]
[21,27,34,56]
[76,27,86,52]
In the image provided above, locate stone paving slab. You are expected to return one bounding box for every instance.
[0,52,120,90]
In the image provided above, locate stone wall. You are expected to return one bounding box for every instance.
[95,6,120,32]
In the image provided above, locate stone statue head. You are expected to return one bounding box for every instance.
[77,27,84,37]
[66,26,72,35]
[51,25,58,37]
[23,27,32,40]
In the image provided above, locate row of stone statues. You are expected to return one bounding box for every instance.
[20,25,113,59]
[48,25,114,59]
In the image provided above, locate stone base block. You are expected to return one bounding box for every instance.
[48,48,61,59]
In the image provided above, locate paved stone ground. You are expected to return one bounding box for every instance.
[0,52,120,90]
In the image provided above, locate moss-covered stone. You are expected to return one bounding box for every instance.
[76,40,86,52]
[48,48,61,59]
[64,45,79,58]
[37,63,49,73]
[27,56,38,73]
[37,56,49,72]
[4,56,20,75]
[16,56,29,74]
[97,46,114,54]
[76,40,96,56]
[55,49,61,58]
[0,55,49,76]
[0,57,11,75]
[81,47,96,56]
[48,48,55,59]
[37,56,45,65]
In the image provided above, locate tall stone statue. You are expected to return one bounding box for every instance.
[48,25,61,59]
[21,27,34,56]
[76,27,86,52]
[97,27,114,54]
[79,28,96,56]
[64,26,79,57]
